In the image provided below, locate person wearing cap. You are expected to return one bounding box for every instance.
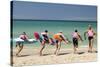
[53,31,69,55]
[72,29,83,54]
[41,30,49,43]
[39,30,51,56]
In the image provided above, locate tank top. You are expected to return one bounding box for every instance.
[72,32,78,38]
[87,30,93,37]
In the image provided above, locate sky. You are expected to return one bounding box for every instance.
[12,1,97,21]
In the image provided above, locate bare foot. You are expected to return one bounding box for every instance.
[16,53,20,57]
[88,50,92,53]
[74,51,77,54]
[40,53,43,56]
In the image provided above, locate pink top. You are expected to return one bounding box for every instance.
[72,32,78,38]
[87,30,93,37]
[19,35,28,40]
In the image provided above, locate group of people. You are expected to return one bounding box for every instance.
[15,24,96,56]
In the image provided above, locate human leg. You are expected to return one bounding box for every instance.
[16,43,24,56]
[40,41,45,56]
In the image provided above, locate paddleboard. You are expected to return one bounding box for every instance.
[13,38,37,43]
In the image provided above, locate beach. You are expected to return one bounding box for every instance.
[11,20,97,67]
[12,20,97,66]
[12,45,97,66]
[11,2,97,66]
[9,2,98,67]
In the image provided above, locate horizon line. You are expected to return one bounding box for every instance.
[13,19,97,22]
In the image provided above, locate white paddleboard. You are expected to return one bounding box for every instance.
[13,38,37,43]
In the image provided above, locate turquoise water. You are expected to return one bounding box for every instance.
[12,20,97,47]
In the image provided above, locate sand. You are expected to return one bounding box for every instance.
[12,45,97,67]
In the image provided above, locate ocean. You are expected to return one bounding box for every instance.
[12,20,97,48]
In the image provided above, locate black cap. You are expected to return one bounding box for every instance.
[45,30,48,33]
[75,29,78,32]
[23,32,26,35]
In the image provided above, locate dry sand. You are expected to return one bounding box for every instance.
[12,46,97,67]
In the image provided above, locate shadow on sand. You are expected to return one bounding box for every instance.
[94,51,98,53]
[17,55,30,57]
[77,52,85,55]
[43,54,51,56]
[58,52,70,56]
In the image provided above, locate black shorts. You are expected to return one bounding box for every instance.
[44,39,49,43]
[88,36,93,40]
[73,38,78,47]
[55,40,59,44]
[42,35,49,43]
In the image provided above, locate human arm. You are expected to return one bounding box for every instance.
[84,31,87,40]
[60,34,69,44]
[77,33,83,41]
[92,29,96,36]
[25,35,28,40]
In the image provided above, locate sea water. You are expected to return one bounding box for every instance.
[12,20,97,48]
